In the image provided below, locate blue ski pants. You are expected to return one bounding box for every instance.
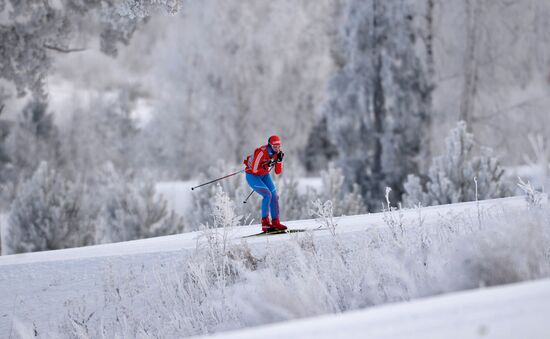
[245,172,279,219]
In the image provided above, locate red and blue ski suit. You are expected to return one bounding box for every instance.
[244,144,283,219]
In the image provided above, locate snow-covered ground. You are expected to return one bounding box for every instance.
[0,196,529,266]
[193,277,550,339]
[0,195,547,338]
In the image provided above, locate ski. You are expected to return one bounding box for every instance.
[242,227,324,238]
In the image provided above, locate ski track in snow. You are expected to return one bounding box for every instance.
[0,195,544,337]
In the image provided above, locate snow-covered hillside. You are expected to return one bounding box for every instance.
[0,196,548,338]
[192,278,550,339]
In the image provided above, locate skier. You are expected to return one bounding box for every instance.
[244,135,287,232]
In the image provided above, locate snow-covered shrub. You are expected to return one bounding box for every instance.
[310,199,338,236]
[5,162,183,253]
[522,133,550,190]
[5,162,95,254]
[403,174,429,207]
[67,186,256,337]
[278,162,367,221]
[453,205,550,287]
[94,163,184,244]
[318,162,368,216]
[517,176,544,208]
[198,185,243,255]
[188,160,255,230]
[403,121,511,207]
[155,187,258,335]
[382,187,405,241]
[61,195,550,338]
[276,171,315,220]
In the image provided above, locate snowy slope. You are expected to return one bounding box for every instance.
[191,277,550,339]
[0,195,545,338]
[0,196,527,266]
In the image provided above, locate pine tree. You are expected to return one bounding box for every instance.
[5,162,93,254]
[94,164,185,244]
[7,100,62,178]
[303,116,339,174]
[325,0,432,210]
[0,104,14,185]
[403,121,510,207]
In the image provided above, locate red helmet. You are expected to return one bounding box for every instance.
[268,135,281,147]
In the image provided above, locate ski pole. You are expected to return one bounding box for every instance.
[243,190,254,204]
[191,169,245,190]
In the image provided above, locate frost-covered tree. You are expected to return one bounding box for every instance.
[0,104,14,183]
[430,1,550,163]
[60,89,141,176]
[93,164,185,244]
[403,121,510,207]
[93,91,140,171]
[0,0,180,99]
[4,161,184,254]
[325,0,432,209]
[318,162,368,216]
[276,162,367,220]
[5,162,94,254]
[6,99,62,179]
[303,116,339,174]
[142,0,335,178]
[521,134,550,190]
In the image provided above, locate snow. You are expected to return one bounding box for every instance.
[0,195,547,337]
[192,278,550,339]
[295,177,323,194]
[0,196,529,267]
[155,181,198,215]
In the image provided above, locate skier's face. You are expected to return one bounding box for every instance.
[271,144,281,153]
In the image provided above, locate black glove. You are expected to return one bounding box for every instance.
[276,151,284,163]
[263,158,276,169]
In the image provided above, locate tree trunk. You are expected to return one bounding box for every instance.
[460,0,480,127]
[372,1,386,200]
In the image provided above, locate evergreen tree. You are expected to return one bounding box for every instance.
[5,162,93,254]
[403,121,510,207]
[93,164,185,244]
[60,89,140,176]
[325,0,432,210]
[318,162,368,216]
[0,104,14,184]
[7,100,62,178]
[5,162,185,253]
[303,116,339,174]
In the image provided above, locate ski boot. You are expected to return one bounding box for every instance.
[262,217,276,233]
[271,218,288,231]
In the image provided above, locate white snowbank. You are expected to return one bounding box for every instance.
[192,277,550,339]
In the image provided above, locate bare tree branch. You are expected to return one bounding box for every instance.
[43,44,86,53]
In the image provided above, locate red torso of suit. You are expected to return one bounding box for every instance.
[244,144,283,176]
